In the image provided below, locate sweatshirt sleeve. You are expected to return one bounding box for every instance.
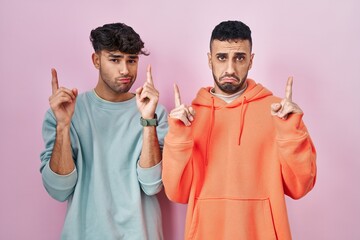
[41,162,77,202]
[273,113,317,199]
[137,161,163,196]
[162,118,194,203]
[39,110,78,202]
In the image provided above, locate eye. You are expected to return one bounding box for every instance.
[236,56,245,62]
[110,59,119,63]
[128,59,137,64]
[217,55,226,61]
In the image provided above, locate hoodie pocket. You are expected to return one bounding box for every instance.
[188,197,277,240]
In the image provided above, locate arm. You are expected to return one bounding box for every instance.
[136,109,168,196]
[40,69,78,201]
[274,114,317,199]
[135,65,165,195]
[162,83,196,203]
[162,118,194,203]
[271,77,316,199]
[48,68,77,174]
[40,111,78,202]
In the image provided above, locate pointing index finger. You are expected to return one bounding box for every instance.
[146,65,154,85]
[285,76,293,101]
[51,68,59,94]
[174,83,182,107]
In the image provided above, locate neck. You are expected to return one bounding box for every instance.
[93,86,134,102]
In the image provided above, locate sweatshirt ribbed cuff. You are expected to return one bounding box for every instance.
[42,162,77,190]
[137,160,162,185]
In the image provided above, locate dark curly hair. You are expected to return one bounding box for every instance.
[210,20,252,51]
[90,23,149,55]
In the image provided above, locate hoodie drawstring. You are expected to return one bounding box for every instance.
[204,97,215,166]
[238,96,247,145]
[204,95,247,164]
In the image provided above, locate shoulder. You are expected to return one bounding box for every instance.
[72,91,94,113]
[263,95,282,103]
[156,103,167,112]
[75,91,90,104]
[156,103,168,117]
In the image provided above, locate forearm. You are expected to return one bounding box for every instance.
[50,124,75,175]
[139,126,162,168]
[40,111,77,201]
[137,126,163,195]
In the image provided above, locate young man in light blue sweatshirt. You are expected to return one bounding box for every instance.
[40,23,168,240]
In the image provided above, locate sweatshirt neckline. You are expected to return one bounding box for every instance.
[209,82,248,103]
[87,90,136,110]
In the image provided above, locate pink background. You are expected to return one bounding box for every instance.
[1,0,359,239]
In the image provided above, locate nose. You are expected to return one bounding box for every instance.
[119,61,129,76]
[225,60,235,75]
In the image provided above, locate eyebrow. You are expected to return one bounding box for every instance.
[108,53,123,58]
[108,53,139,59]
[234,52,246,57]
[128,55,139,59]
[215,52,247,58]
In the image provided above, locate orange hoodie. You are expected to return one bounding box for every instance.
[162,79,316,240]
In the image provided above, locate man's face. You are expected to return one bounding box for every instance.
[208,39,254,95]
[93,50,139,95]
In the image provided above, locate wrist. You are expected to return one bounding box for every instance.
[140,114,158,127]
[56,122,71,132]
[141,112,155,119]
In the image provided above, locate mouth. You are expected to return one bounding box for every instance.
[116,77,132,84]
[220,77,239,84]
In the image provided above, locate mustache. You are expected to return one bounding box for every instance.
[220,74,240,82]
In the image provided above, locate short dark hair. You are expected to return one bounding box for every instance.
[210,20,252,51]
[90,23,149,55]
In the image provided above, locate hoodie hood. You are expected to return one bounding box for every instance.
[191,79,273,165]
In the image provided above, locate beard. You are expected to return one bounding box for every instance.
[213,72,248,94]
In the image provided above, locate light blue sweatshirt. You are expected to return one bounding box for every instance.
[40,91,168,240]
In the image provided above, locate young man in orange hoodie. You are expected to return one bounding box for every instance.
[162,20,317,240]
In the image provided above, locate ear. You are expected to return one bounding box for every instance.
[207,52,212,70]
[92,52,100,69]
[248,53,255,70]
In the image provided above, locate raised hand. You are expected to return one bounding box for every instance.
[136,65,159,119]
[49,68,78,126]
[271,76,303,119]
[169,84,195,126]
